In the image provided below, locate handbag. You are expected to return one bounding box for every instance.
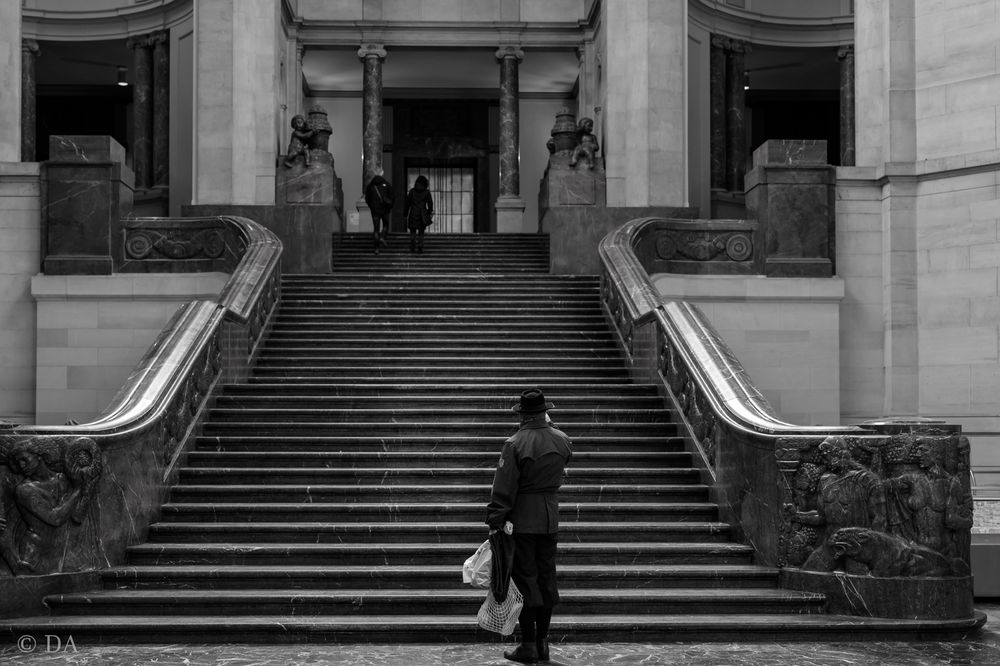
[462,539,492,589]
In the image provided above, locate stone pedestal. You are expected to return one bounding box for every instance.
[744,139,835,277]
[539,154,607,213]
[42,136,134,275]
[277,153,342,215]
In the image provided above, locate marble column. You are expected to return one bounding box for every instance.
[496,46,523,198]
[838,45,855,167]
[127,34,153,190]
[358,43,386,188]
[709,35,727,190]
[725,39,749,192]
[151,30,169,188]
[495,46,525,232]
[21,39,38,162]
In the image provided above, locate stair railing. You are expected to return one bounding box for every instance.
[0,216,280,614]
[599,217,978,622]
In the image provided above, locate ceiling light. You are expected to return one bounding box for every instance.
[117,66,128,87]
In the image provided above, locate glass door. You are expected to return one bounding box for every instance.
[405,166,475,233]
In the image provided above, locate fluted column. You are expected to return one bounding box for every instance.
[358,43,386,187]
[725,39,750,192]
[495,45,525,232]
[21,39,38,162]
[127,34,154,189]
[838,44,856,167]
[151,30,169,187]
[709,35,727,190]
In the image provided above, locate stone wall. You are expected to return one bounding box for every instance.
[0,164,41,425]
[31,273,228,425]
[651,273,843,426]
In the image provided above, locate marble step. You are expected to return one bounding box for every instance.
[272,312,608,324]
[204,407,674,424]
[191,434,686,453]
[145,521,730,544]
[279,293,600,303]
[103,563,779,590]
[330,263,549,271]
[123,542,753,566]
[257,337,618,349]
[252,356,627,368]
[277,303,602,314]
[3,613,984,643]
[247,368,634,382]
[157,501,720,523]
[263,328,616,341]
[167,483,709,503]
[218,382,654,396]
[175,466,701,485]
[211,393,661,409]
[44,588,823,617]
[198,421,678,437]
[183,450,693,469]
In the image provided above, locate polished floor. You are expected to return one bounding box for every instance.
[1,602,997,666]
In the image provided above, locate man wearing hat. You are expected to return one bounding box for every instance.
[486,388,573,664]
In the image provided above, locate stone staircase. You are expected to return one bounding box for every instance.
[3,233,950,643]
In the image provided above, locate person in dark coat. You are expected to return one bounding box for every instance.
[364,171,394,255]
[403,174,433,254]
[486,388,573,664]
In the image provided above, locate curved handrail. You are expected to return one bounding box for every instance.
[10,215,281,440]
[600,216,864,441]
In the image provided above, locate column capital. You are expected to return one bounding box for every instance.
[148,30,169,46]
[710,34,731,50]
[728,38,752,55]
[126,34,155,50]
[22,39,39,55]
[358,43,387,62]
[296,44,305,64]
[495,45,524,62]
[837,44,855,61]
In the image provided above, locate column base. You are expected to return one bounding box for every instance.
[354,199,369,234]
[494,195,525,233]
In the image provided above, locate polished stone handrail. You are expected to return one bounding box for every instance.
[599,217,978,623]
[600,216,861,440]
[0,216,280,606]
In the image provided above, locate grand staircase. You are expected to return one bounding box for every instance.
[4,232,946,643]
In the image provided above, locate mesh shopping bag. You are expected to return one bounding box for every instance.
[476,580,524,636]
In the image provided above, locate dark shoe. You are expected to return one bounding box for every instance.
[374,247,379,255]
[504,643,539,664]
[379,237,389,247]
[536,639,549,662]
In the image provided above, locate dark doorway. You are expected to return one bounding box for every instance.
[388,98,494,232]
[747,90,841,166]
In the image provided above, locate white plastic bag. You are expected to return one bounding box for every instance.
[462,539,492,589]
[476,581,524,636]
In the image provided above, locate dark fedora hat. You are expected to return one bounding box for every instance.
[512,388,554,414]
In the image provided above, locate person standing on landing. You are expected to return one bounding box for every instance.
[486,388,573,664]
[403,174,433,254]
[364,170,394,255]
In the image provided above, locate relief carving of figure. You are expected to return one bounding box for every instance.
[884,438,974,558]
[568,118,600,169]
[283,114,315,168]
[786,436,887,573]
[1,437,102,575]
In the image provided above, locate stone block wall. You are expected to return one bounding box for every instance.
[31,273,228,425]
[0,164,41,424]
[651,274,843,426]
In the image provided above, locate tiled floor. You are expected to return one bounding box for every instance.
[1,602,997,666]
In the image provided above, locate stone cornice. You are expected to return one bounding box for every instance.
[295,21,584,49]
[22,0,192,41]
[690,0,853,48]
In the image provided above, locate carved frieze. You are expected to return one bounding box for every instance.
[0,436,103,576]
[656,230,753,263]
[779,433,973,577]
